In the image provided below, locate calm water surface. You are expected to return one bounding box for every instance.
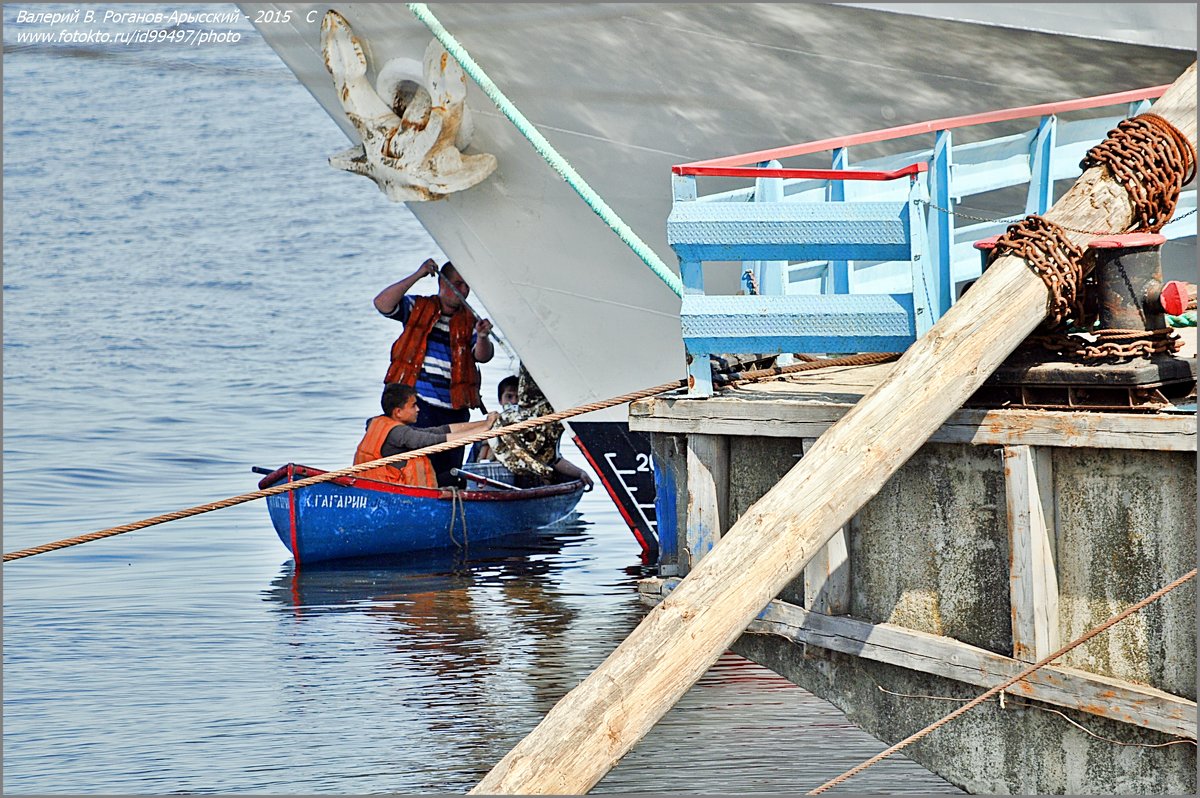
[3,4,959,793]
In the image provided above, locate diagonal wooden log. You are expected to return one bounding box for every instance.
[471,63,1197,795]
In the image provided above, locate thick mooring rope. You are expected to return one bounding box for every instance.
[4,354,896,562]
[404,3,685,299]
[807,567,1198,794]
[2,380,680,562]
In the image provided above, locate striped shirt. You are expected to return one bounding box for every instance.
[385,295,475,409]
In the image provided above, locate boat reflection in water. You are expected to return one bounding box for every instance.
[264,514,592,611]
[258,515,959,793]
[259,516,654,791]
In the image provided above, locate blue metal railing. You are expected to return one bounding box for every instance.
[667,85,1194,397]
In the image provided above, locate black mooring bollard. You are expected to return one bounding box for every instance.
[1087,232,1169,331]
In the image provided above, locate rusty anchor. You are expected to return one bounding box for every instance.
[321,10,497,201]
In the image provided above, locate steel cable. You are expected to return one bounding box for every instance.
[807,567,1197,794]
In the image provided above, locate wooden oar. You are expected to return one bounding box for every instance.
[451,467,522,491]
[470,63,1198,795]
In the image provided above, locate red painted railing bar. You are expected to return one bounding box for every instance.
[677,84,1168,172]
[679,163,927,180]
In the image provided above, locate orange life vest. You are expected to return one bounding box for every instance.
[384,295,482,410]
[353,416,437,488]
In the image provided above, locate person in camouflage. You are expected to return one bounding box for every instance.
[490,365,593,488]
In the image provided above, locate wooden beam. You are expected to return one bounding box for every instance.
[802,438,850,615]
[471,65,1197,795]
[630,401,1197,452]
[684,434,729,573]
[1003,445,1061,661]
[639,578,1196,740]
[803,528,850,615]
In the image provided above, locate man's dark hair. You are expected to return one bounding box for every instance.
[439,261,457,278]
[497,375,519,403]
[381,382,419,416]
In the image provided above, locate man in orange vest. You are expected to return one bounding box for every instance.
[374,259,495,478]
[355,383,499,487]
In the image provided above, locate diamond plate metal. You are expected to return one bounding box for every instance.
[680,293,916,353]
[668,201,910,262]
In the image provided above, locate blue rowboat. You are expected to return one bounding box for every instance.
[256,462,586,564]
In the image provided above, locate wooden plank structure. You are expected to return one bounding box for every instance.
[636,350,1196,792]
[636,581,1196,740]
[470,64,1197,795]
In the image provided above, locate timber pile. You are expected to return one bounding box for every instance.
[471,63,1197,794]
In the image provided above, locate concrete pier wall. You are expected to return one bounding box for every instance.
[644,418,1196,793]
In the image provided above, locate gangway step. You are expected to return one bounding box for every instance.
[668,201,911,263]
[681,293,916,355]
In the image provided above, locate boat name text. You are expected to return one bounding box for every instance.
[303,494,371,510]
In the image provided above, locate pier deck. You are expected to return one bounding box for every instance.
[630,343,1196,793]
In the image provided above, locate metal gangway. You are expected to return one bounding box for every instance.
[668,85,1196,396]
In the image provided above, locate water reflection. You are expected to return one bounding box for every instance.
[255,522,957,794]
[262,517,592,613]
[260,518,632,789]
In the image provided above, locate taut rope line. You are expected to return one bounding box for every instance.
[3,381,678,562]
[4,353,899,563]
[807,567,1198,794]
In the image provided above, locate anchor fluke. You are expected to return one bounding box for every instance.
[321,10,497,202]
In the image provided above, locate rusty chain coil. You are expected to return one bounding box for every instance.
[1079,113,1197,233]
[1026,327,1183,362]
[988,215,1087,328]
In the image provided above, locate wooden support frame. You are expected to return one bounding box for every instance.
[639,578,1196,740]
[631,397,1197,453]
[472,68,1197,796]
[684,434,729,573]
[1003,445,1061,662]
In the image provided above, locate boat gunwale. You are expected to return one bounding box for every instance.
[257,463,585,502]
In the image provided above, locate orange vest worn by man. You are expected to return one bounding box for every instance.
[374,260,496,479]
[385,295,482,409]
[354,415,437,487]
[354,383,499,488]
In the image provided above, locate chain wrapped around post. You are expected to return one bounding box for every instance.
[988,215,1088,328]
[1080,113,1197,233]
[989,111,1197,363]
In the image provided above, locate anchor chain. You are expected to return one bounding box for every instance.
[988,215,1088,328]
[986,108,1196,365]
[1025,327,1183,361]
[1079,113,1197,233]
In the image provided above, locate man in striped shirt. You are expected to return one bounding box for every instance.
[374,259,495,479]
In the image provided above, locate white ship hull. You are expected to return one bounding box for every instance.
[241,2,1195,412]
[242,3,1195,553]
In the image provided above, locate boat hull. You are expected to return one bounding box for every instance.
[259,464,584,564]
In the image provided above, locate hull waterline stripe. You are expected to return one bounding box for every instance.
[406,3,684,298]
